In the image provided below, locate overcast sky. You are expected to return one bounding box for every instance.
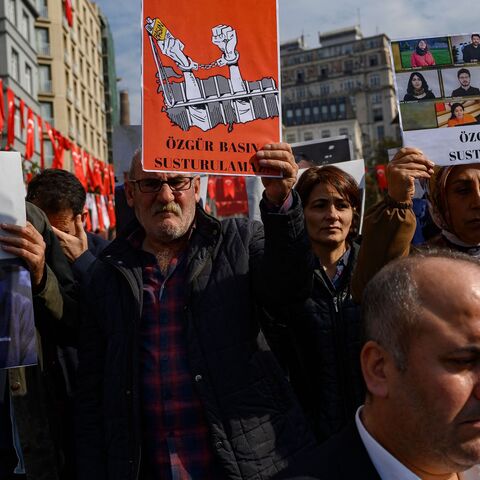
[94,0,480,124]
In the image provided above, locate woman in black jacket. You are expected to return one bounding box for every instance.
[268,166,365,443]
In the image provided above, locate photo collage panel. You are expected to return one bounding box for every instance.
[391,34,480,131]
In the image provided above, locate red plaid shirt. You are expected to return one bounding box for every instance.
[129,230,217,480]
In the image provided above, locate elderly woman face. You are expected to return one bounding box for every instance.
[418,40,427,50]
[446,165,480,244]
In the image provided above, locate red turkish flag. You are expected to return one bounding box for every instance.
[84,152,94,191]
[6,89,15,149]
[95,195,105,231]
[25,108,35,160]
[19,99,25,133]
[107,195,116,228]
[93,159,103,192]
[64,0,73,27]
[375,165,388,191]
[109,164,115,195]
[0,79,4,134]
[72,145,87,189]
[37,115,44,169]
[102,162,110,195]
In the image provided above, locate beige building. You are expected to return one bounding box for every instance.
[36,0,107,169]
[281,26,400,160]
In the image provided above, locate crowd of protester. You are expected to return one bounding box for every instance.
[2,142,480,480]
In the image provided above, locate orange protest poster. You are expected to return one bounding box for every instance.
[142,0,281,176]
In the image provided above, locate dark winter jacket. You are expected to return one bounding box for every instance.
[76,195,319,480]
[2,202,79,480]
[266,244,364,443]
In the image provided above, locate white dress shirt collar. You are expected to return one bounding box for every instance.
[355,407,480,480]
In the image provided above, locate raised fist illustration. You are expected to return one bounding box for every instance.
[212,25,239,64]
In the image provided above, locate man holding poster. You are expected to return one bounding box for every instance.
[76,143,320,480]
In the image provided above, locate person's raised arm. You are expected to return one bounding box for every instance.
[351,147,434,302]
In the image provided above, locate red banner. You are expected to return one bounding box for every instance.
[0,80,4,134]
[64,0,73,27]
[37,115,44,169]
[6,89,15,149]
[72,144,88,189]
[19,99,25,133]
[375,165,388,191]
[25,108,35,160]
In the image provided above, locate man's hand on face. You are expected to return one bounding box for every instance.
[256,143,298,206]
[51,214,88,263]
[0,221,46,288]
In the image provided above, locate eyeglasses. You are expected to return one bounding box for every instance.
[129,177,194,193]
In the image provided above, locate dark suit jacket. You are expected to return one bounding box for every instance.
[312,422,382,479]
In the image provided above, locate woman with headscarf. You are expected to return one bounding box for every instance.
[403,72,436,101]
[266,166,365,443]
[410,39,436,67]
[447,102,477,127]
[351,147,480,301]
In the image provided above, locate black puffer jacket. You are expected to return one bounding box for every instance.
[76,196,319,480]
[267,244,364,443]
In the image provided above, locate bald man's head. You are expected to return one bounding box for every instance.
[362,250,480,370]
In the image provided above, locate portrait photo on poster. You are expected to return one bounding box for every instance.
[0,260,37,370]
[435,100,480,128]
[451,34,480,64]
[441,66,480,98]
[397,70,441,101]
[394,37,452,70]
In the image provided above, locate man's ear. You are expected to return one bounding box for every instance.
[361,340,391,399]
[81,210,88,223]
[124,181,135,208]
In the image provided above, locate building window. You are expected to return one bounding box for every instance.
[297,87,305,99]
[24,64,32,94]
[338,102,346,119]
[39,64,52,92]
[7,0,16,25]
[369,55,379,67]
[320,84,330,95]
[286,133,296,143]
[330,103,337,118]
[321,130,331,138]
[286,109,293,119]
[36,27,50,56]
[344,60,353,73]
[303,131,313,141]
[10,49,19,80]
[304,107,311,118]
[377,126,385,139]
[339,128,349,137]
[296,69,305,84]
[40,101,54,125]
[21,10,30,41]
[371,93,382,104]
[321,105,328,121]
[38,0,48,18]
[369,74,381,87]
[342,79,354,91]
[373,106,383,122]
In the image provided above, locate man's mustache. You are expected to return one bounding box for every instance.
[153,202,182,216]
